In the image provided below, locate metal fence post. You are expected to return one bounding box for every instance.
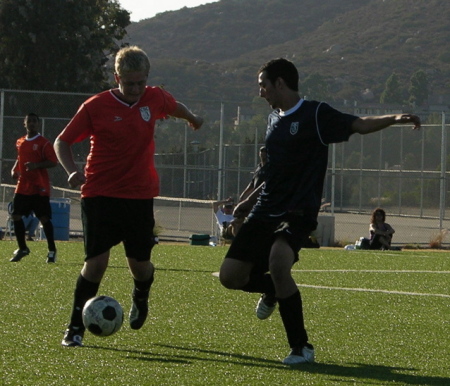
[0,90,4,185]
[439,112,447,230]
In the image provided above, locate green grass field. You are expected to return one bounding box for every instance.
[1,241,449,385]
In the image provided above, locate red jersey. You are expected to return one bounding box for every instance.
[15,134,58,196]
[57,86,177,199]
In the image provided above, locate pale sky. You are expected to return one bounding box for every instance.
[118,0,219,22]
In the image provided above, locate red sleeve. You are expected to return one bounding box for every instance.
[42,141,58,163]
[156,87,177,118]
[57,103,92,144]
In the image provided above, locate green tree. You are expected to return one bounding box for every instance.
[408,69,428,107]
[426,112,444,124]
[300,73,331,101]
[380,72,403,104]
[0,0,130,92]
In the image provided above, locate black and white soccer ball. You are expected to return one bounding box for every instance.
[82,296,123,337]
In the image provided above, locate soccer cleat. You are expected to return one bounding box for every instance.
[46,250,57,263]
[10,248,30,262]
[256,294,277,320]
[61,327,85,347]
[129,295,149,330]
[282,344,315,365]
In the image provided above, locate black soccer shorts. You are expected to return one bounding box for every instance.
[12,193,51,219]
[225,213,315,273]
[81,196,157,261]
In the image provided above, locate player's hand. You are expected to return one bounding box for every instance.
[68,171,85,189]
[189,115,203,131]
[25,162,37,171]
[397,114,421,130]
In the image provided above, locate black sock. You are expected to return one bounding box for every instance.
[240,272,275,295]
[133,274,154,300]
[69,275,100,330]
[13,220,27,250]
[278,290,309,348]
[42,221,56,251]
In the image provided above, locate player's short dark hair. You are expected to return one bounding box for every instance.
[26,112,40,121]
[258,58,299,91]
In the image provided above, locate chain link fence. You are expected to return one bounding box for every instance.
[1,89,449,247]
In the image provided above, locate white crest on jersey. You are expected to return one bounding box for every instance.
[140,106,151,122]
[290,122,299,135]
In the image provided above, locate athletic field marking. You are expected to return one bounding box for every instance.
[216,270,450,276]
[293,269,450,274]
[211,272,448,297]
[296,284,450,298]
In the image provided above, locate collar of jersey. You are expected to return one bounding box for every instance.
[279,98,304,117]
[26,134,41,141]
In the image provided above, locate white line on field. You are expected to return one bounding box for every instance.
[293,269,450,274]
[296,284,450,298]
[211,272,449,297]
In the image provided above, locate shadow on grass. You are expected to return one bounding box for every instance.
[86,343,284,369]
[62,263,215,275]
[291,362,449,386]
[155,267,218,274]
[86,343,449,385]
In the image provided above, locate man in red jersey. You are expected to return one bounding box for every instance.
[10,113,58,263]
[55,46,203,347]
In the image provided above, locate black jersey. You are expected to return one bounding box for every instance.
[250,99,358,220]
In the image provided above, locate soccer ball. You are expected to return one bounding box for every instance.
[82,296,123,337]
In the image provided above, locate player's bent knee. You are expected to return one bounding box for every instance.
[219,258,252,289]
[219,270,248,290]
[219,271,238,289]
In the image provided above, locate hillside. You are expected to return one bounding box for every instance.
[123,0,450,104]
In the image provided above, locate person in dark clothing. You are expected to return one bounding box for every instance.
[219,58,421,365]
[369,208,395,250]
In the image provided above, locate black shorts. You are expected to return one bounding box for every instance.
[224,213,317,273]
[12,194,51,219]
[82,196,157,261]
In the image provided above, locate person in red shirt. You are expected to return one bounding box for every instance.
[10,113,58,263]
[55,46,203,347]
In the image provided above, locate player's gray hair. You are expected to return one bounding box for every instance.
[115,46,151,76]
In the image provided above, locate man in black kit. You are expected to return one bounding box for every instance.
[219,58,421,365]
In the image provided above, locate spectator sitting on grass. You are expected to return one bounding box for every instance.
[369,208,395,250]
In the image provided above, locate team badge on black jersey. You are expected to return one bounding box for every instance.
[140,106,151,122]
[290,122,299,135]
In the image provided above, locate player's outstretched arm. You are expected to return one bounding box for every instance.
[170,102,204,130]
[352,114,421,135]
